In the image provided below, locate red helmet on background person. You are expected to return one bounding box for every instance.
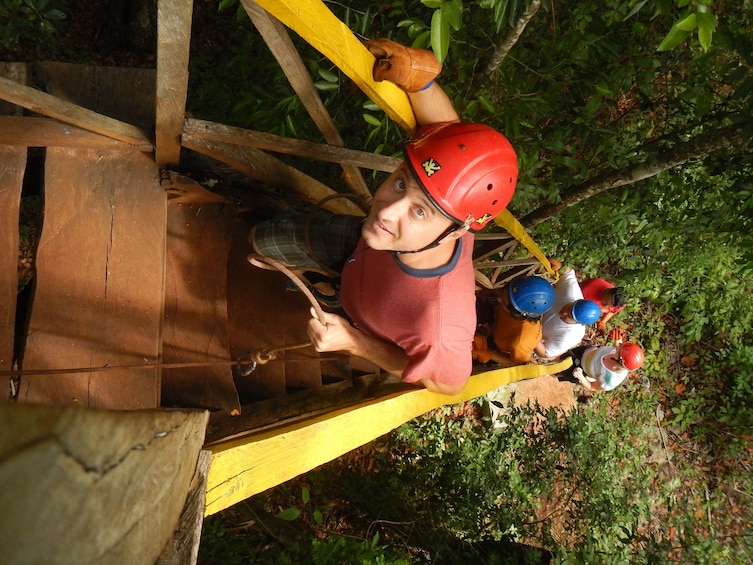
[404,122,518,231]
[620,342,645,370]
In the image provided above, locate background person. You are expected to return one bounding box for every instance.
[580,277,627,335]
[473,276,555,367]
[534,258,601,360]
[558,341,645,392]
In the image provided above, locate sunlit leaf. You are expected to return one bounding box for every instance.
[657,25,691,51]
[363,113,382,127]
[431,8,450,64]
[317,68,339,83]
[278,508,300,521]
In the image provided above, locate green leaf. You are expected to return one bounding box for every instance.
[313,81,339,91]
[301,486,310,504]
[675,13,697,32]
[696,12,717,51]
[313,510,324,525]
[445,0,463,31]
[431,8,450,64]
[218,0,236,12]
[656,25,691,52]
[363,113,382,127]
[477,95,496,113]
[622,0,647,21]
[278,508,301,521]
[317,67,338,83]
[421,0,442,8]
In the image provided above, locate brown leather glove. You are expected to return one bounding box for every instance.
[364,38,442,92]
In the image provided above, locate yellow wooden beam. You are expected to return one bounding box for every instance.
[251,0,416,132]
[205,358,571,515]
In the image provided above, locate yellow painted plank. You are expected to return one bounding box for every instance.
[251,0,416,132]
[205,358,571,515]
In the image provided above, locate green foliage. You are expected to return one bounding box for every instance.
[324,397,657,559]
[656,0,718,52]
[0,0,65,56]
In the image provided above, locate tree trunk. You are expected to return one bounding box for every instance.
[485,0,541,75]
[520,122,751,229]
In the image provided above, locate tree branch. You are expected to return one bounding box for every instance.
[520,121,752,229]
[485,0,542,75]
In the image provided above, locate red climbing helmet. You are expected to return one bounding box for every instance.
[619,342,645,371]
[404,122,518,231]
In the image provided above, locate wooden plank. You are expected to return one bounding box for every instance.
[183,118,400,173]
[205,374,407,445]
[0,116,153,150]
[162,202,241,414]
[0,403,208,564]
[182,135,364,216]
[204,358,572,515]
[156,0,193,166]
[0,76,152,147]
[241,0,371,199]
[226,220,319,402]
[0,63,27,115]
[19,148,165,410]
[0,146,26,377]
[156,449,212,565]
[250,0,416,132]
[35,62,157,135]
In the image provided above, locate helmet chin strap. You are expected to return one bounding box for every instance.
[392,224,464,255]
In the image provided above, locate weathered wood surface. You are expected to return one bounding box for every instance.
[183,118,401,173]
[226,220,323,401]
[19,148,165,409]
[156,0,193,166]
[0,145,26,377]
[0,62,27,115]
[182,134,364,215]
[0,116,153,151]
[0,403,208,565]
[205,373,405,445]
[35,62,157,135]
[251,0,415,132]
[0,76,152,147]
[162,171,231,205]
[241,0,371,199]
[205,358,572,515]
[162,202,240,413]
[156,449,212,565]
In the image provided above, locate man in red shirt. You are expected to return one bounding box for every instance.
[579,278,626,335]
[251,39,519,394]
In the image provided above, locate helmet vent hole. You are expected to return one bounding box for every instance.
[492,199,498,205]
[459,144,467,150]
[486,183,493,191]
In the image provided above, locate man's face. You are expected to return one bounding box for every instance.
[559,304,576,324]
[361,162,456,253]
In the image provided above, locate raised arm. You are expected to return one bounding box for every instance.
[365,38,459,127]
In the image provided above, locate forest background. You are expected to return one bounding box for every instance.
[2,0,752,562]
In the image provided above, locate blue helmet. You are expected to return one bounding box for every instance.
[508,276,555,318]
[571,299,601,324]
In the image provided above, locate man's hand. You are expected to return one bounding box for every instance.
[608,327,625,343]
[307,308,358,354]
[365,38,441,92]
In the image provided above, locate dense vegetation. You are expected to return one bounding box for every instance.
[3,0,751,562]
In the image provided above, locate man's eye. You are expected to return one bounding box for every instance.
[396,179,406,192]
[414,207,426,219]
